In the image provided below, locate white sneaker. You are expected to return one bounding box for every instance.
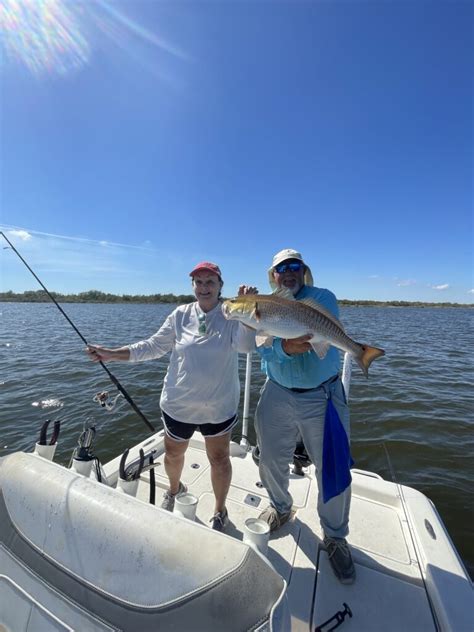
[160,482,187,511]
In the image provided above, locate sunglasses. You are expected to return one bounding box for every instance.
[274,261,304,274]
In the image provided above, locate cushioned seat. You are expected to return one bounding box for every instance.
[0,452,288,631]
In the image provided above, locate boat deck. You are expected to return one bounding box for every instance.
[104,431,446,631]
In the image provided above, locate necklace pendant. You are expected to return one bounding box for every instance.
[197,313,207,335]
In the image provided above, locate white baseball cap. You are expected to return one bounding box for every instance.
[267,248,314,290]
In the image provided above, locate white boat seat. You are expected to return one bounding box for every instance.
[0,452,288,631]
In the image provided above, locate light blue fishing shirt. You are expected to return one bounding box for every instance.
[257,285,341,389]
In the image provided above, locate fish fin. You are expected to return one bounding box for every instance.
[311,340,331,359]
[256,333,274,348]
[273,287,296,300]
[299,298,345,330]
[251,301,261,322]
[355,344,385,378]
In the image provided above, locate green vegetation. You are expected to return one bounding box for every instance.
[338,299,473,308]
[0,290,195,304]
[0,290,472,308]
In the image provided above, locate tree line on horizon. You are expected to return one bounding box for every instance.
[0,289,195,304]
[0,289,471,308]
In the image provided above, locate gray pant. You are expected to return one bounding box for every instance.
[255,377,351,539]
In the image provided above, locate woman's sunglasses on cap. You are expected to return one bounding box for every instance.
[274,261,304,274]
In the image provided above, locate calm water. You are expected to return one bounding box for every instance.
[1,302,473,577]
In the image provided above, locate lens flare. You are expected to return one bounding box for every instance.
[0,0,188,78]
[0,0,90,76]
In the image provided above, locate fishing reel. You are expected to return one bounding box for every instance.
[69,421,109,485]
[93,390,124,411]
[74,424,96,462]
[70,421,101,479]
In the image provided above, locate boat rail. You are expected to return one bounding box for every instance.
[240,350,353,448]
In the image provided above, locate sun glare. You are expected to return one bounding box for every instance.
[0,0,188,78]
[0,0,90,76]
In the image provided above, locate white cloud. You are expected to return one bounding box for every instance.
[431,284,449,291]
[1,224,156,251]
[468,289,474,294]
[1,223,196,295]
[8,229,32,241]
[369,274,380,279]
[396,279,417,287]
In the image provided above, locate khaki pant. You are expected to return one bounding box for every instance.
[255,376,351,539]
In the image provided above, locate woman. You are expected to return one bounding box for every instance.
[87,262,256,531]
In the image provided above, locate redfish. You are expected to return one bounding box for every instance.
[222,289,384,377]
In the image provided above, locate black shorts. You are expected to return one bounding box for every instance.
[161,410,239,442]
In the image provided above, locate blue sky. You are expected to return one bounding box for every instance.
[1,0,472,303]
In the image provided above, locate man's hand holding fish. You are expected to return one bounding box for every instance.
[222,248,384,585]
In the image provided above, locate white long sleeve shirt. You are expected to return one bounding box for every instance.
[127,302,255,424]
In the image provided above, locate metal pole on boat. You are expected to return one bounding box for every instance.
[241,353,253,448]
[1,231,156,433]
[341,352,352,400]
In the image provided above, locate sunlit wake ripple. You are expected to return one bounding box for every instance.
[0,0,90,76]
[31,398,64,409]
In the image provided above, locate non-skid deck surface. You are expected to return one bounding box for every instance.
[137,438,436,631]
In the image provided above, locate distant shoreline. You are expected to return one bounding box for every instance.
[1,290,472,308]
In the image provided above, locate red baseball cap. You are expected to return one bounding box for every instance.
[189,261,222,278]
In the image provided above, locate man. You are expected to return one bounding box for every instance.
[255,248,355,584]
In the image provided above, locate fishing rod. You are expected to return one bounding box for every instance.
[1,231,156,433]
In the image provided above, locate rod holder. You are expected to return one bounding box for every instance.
[173,493,198,521]
[243,518,270,555]
[116,478,139,497]
[34,442,57,461]
[71,458,93,477]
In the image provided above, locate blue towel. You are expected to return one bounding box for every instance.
[322,397,354,503]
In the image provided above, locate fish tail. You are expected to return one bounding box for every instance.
[355,345,385,378]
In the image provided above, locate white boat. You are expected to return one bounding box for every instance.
[1,355,472,631]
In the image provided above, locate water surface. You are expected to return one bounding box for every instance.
[1,302,472,577]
